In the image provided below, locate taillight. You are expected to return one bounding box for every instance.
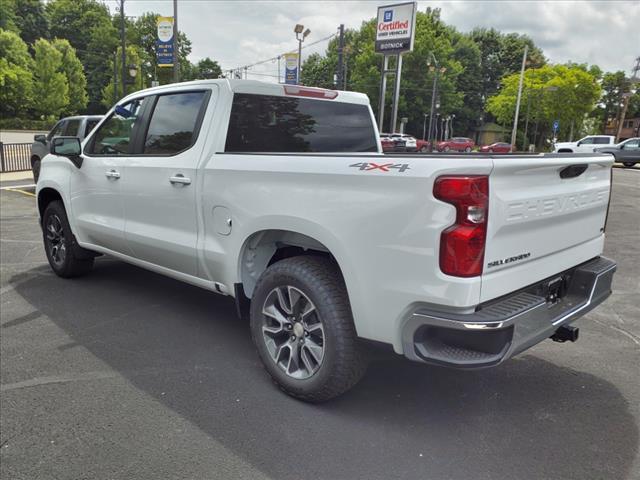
[433,176,489,277]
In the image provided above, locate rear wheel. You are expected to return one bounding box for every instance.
[42,201,94,278]
[623,162,636,168]
[443,146,450,152]
[464,146,472,152]
[420,146,428,153]
[488,148,494,153]
[250,256,367,402]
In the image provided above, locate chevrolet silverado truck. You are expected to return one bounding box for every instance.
[36,80,617,402]
[553,135,616,153]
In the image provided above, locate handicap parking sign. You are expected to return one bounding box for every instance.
[553,120,559,132]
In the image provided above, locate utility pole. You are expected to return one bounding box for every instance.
[510,44,528,149]
[337,24,345,90]
[120,0,126,98]
[616,56,640,142]
[173,0,179,83]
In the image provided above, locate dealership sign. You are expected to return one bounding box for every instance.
[156,16,174,67]
[375,2,417,54]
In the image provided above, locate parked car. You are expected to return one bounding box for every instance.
[594,137,640,167]
[380,133,406,152]
[415,139,430,152]
[31,115,103,182]
[391,133,417,152]
[437,137,475,152]
[37,79,616,402]
[480,142,513,154]
[553,135,615,153]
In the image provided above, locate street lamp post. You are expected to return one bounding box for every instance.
[426,52,446,152]
[422,113,428,141]
[294,24,310,85]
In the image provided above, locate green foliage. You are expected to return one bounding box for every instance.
[101,46,143,108]
[0,117,55,130]
[52,38,88,115]
[0,28,34,117]
[487,64,602,145]
[32,38,69,119]
[0,0,19,33]
[15,0,49,47]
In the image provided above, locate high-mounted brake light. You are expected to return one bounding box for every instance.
[283,85,338,99]
[433,176,489,277]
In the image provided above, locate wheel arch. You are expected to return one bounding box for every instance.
[37,187,64,223]
[237,229,347,300]
[557,148,573,153]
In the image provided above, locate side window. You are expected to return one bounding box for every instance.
[624,139,639,150]
[84,119,101,138]
[225,94,378,153]
[594,137,611,145]
[143,91,207,155]
[580,137,594,145]
[63,119,81,136]
[86,100,144,155]
[48,121,65,140]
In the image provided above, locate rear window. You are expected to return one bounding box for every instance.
[593,137,611,144]
[225,93,377,153]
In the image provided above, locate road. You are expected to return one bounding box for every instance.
[1,170,639,480]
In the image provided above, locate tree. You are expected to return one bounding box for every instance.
[0,28,34,117]
[101,46,143,108]
[32,38,69,119]
[14,0,49,48]
[0,0,19,33]
[487,64,601,147]
[52,38,87,115]
[47,0,117,113]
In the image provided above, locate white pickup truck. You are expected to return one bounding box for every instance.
[554,135,616,153]
[37,80,616,401]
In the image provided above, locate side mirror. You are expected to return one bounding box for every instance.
[34,134,47,144]
[576,141,582,146]
[51,136,83,169]
[619,144,625,150]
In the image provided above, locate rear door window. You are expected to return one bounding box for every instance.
[593,137,611,144]
[84,119,101,138]
[143,91,208,155]
[225,93,377,153]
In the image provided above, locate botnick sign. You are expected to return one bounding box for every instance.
[375,2,417,54]
[156,16,174,68]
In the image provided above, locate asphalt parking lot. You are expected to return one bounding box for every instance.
[1,169,639,480]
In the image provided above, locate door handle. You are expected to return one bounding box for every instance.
[169,174,191,186]
[105,169,120,179]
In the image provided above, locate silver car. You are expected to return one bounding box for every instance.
[31,115,103,182]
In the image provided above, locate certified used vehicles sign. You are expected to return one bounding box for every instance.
[375,2,417,54]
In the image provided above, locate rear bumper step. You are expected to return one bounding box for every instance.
[401,256,616,368]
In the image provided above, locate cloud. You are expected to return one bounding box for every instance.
[115,0,639,80]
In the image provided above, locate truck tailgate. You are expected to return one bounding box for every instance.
[480,154,613,302]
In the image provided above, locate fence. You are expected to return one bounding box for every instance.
[0,142,32,173]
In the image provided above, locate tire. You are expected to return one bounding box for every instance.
[42,200,94,278]
[488,148,494,153]
[464,146,472,152]
[623,162,636,168]
[443,146,450,152]
[32,157,41,183]
[420,146,428,153]
[250,255,367,402]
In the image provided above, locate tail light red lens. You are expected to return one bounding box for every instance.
[433,176,489,277]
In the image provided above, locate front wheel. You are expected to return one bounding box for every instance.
[623,162,636,168]
[32,157,41,183]
[420,146,428,153]
[464,146,472,152]
[250,256,367,402]
[443,146,450,152]
[42,201,94,278]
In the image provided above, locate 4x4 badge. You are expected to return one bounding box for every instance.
[349,162,410,172]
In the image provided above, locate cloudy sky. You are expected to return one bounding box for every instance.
[111,0,639,81]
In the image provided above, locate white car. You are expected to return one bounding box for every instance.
[37,80,617,401]
[554,135,616,153]
[391,133,417,151]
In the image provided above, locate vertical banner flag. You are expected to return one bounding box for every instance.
[157,16,174,67]
[284,53,299,85]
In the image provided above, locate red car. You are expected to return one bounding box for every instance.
[436,137,475,152]
[480,142,513,153]
[415,139,431,152]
